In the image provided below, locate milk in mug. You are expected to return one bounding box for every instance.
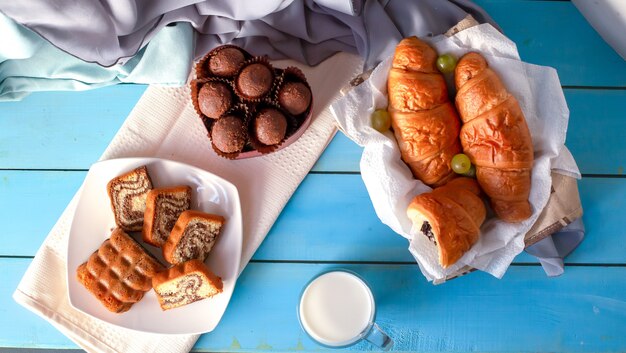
[298,271,375,347]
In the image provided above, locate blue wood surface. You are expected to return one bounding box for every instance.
[4,259,626,352]
[1,0,626,352]
[2,87,626,175]
[2,170,625,265]
[0,85,145,170]
[2,88,625,176]
[317,89,626,174]
[475,0,626,88]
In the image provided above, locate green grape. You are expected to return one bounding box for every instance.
[371,109,391,132]
[451,153,471,174]
[462,164,476,178]
[436,54,457,74]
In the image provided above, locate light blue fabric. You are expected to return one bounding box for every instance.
[525,218,586,277]
[0,0,498,101]
[0,13,193,101]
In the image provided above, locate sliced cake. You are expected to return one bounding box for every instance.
[152,259,223,310]
[107,166,153,232]
[142,186,192,247]
[162,210,226,265]
[76,228,164,313]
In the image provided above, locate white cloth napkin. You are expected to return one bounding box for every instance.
[13,52,364,353]
[332,24,581,282]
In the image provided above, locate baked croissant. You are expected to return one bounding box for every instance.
[388,37,462,187]
[407,177,486,268]
[455,52,534,222]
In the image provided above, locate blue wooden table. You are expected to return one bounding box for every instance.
[2,1,626,352]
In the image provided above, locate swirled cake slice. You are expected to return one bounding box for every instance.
[142,186,192,247]
[162,210,226,265]
[76,228,164,313]
[152,259,223,310]
[107,166,153,232]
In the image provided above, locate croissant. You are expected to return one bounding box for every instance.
[407,177,486,268]
[454,52,534,222]
[387,37,462,187]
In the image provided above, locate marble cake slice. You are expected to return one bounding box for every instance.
[162,210,226,265]
[142,186,192,247]
[107,166,153,232]
[152,259,223,311]
[76,228,165,313]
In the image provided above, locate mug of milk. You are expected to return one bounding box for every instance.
[297,270,394,350]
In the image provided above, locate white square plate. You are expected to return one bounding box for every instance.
[66,157,242,334]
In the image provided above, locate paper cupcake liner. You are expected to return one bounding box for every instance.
[246,101,296,155]
[190,77,238,122]
[233,57,277,103]
[269,68,284,101]
[273,66,313,119]
[260,96,302,138]
[195,44,252,79]
[207,105,253,159]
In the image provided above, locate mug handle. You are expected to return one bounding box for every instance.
[365,323,394,351]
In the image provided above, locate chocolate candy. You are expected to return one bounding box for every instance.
[255,108,287,146]
[208,47,246,77]
[236,63,273,99]
[211,114,247,153]
[278,81,311,116]
[198,82,232,119]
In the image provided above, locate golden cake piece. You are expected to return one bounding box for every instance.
[162,210,226,265]
[107,166,153,232]
[152,259,223,311]
[76,228,165,313]
[142,186,192,247]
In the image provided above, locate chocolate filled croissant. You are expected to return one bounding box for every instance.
[407,177,486,268]
[387,37,462,187]
[454,52,534,222]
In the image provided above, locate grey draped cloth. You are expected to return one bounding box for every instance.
[0,0,497,69]
[0,0,584,276]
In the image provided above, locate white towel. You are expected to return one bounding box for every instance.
[13,52,363,353]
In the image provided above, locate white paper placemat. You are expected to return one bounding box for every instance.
[13,52,363,353]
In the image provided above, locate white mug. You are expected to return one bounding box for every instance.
[297,270,393,350]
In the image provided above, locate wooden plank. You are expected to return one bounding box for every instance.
[0,171,85,257]
[0,258,78,349]
[3,259,626,352]
[257,175,623,264]
[0,85,146,170]
[475,0,626,87]
[564,89,626,175]
[2,87,624,175]
[315,88,626,174]
[2,170,624,265]
[312,132,362,172]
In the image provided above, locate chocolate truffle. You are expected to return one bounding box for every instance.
[211,114,247,153]
[198,82,232,119]
[278,81,311,115]
[255,108,287,146]
[208,47,246,77]
[236,63,273,99]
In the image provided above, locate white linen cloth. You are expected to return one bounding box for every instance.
[13,52,363,353]
[332,23,581,282]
